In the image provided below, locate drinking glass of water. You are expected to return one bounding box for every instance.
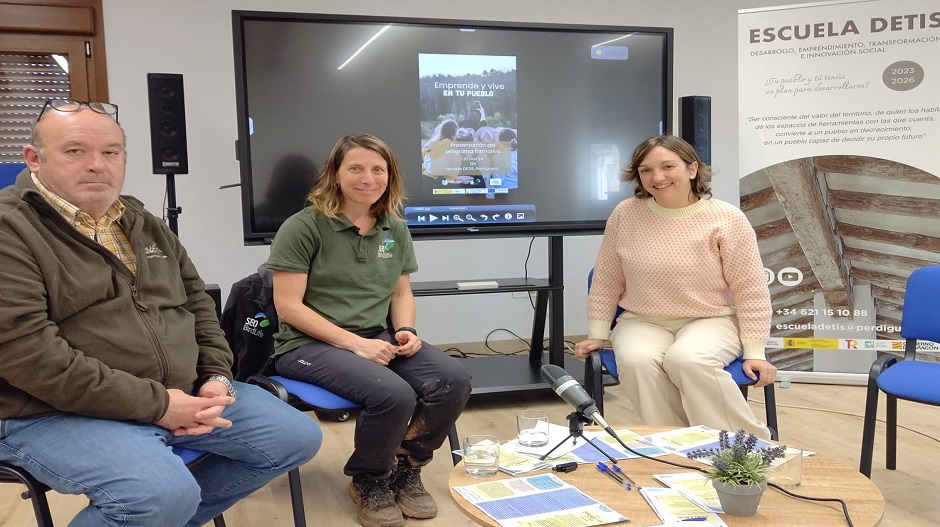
[516,410,550,447]
[463,435,500,476]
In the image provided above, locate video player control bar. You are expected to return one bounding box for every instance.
[405,205,536,225]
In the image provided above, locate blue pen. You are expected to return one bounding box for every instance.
[595,462,631,490]
[681,517,708,521]
[609,463,640,490]
[597,463,630,490]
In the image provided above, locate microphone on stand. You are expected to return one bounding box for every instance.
[539,364,613,432]
[539,365,717,474]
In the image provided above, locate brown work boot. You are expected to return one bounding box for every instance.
[348,477,404,527]
[389,457,438,519]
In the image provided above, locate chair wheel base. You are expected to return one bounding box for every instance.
[314,410,350,422]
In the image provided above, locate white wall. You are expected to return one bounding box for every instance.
[102,0,785,344]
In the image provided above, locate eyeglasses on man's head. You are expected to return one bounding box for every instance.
[37,99,119,123]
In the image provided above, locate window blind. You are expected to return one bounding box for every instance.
[0,52,70,164]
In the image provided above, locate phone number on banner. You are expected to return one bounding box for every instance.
[765,337,940,352]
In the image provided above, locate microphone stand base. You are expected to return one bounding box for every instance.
[539,412,617,464]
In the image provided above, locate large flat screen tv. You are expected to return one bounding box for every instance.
[232,11,673,244]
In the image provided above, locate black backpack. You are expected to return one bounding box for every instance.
[219,270,280,382]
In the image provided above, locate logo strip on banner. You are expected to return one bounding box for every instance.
[765,337,940,352]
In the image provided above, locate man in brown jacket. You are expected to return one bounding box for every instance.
[0,99,321,527]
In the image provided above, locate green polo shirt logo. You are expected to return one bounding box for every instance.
[378,238,395,259]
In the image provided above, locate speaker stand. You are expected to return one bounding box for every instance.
[166,173,182,236]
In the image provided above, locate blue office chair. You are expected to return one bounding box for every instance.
[582,269,779,439]
[0,448,226,527]
[859,264,940,478]
[248,374,462,466]
[241,374,352,527]
[246,373,461,527]
[0,162,25,190]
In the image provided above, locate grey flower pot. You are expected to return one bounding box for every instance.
[712,480,767,516]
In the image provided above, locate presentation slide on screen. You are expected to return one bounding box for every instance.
[418,53,518,201]
[738,0,939,372]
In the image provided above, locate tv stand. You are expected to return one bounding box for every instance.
[413,236,584,394]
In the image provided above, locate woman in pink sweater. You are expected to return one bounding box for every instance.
[574,135,776,439]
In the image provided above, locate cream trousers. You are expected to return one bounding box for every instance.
[609,312,770,439]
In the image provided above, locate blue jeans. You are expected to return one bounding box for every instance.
[0,382,322,527]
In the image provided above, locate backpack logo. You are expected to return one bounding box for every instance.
[243,311,269,337]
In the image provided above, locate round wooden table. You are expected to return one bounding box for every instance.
[449,425,884,527]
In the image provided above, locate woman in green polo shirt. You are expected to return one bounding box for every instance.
[266,134,471,527]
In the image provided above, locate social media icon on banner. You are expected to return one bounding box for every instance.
[777,267,803,287]
[763,268,774,285]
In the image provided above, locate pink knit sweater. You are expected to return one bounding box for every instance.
[587,197,771,360]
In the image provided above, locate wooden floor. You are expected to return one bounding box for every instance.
[1,381,937,526]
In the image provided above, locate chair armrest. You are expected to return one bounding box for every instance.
[247,374,291,403]
[205,283,222,321]
[583,351,607,416]
[868,353,899,383]
[584,351,604,400]
[725,357,757,387]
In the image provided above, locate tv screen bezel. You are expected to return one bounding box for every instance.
[232,10,674,244]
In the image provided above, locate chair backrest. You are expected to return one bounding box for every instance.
[901,265,940,345]
[0,163,25,189]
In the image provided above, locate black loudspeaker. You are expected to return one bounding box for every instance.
[147,73,189,174]
[678,95,711,165]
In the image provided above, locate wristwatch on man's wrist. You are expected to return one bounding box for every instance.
[396,326,418,337]
[205,374,238,398]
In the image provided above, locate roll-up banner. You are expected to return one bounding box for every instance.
[738,0,939,374]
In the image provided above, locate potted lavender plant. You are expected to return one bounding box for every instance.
[687,429,787,516]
